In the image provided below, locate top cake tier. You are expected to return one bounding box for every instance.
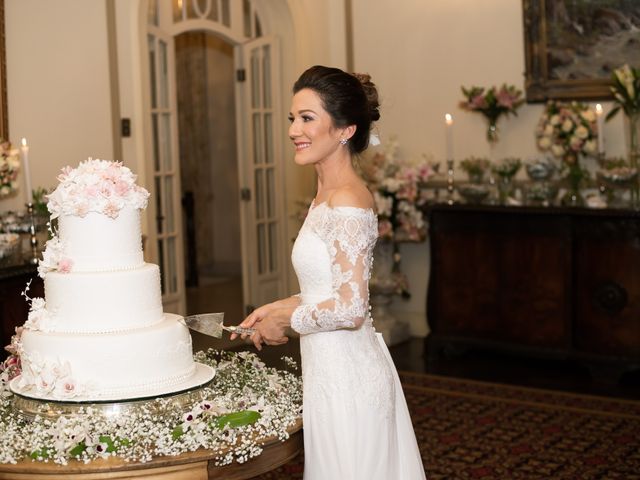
[38,159,150,276]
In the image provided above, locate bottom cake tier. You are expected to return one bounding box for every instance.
[10,313,215,402]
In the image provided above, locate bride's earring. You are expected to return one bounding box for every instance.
[340,138,348,145]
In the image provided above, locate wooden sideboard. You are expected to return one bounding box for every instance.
[426,204,640,379]
[0,263,42,358]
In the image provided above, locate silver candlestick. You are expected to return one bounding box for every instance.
[446,159,455,205]
[26,203,38,264]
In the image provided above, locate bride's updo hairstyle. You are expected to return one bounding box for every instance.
[293,65,380,155]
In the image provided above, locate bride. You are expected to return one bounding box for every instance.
[232,65,426,479]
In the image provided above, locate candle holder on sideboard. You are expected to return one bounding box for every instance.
[446,159,455,205]
[26,203,38,265]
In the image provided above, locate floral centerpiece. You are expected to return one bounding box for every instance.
[459,84,524,143]
[606,64,640,207]
[0,140,21,198]
[359,137,434,298]
[535,101,598,206]
[0,348,302,465]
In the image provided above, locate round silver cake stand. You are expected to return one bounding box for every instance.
[11,378,215,420]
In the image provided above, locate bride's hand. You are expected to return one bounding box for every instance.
[230,303,275,341]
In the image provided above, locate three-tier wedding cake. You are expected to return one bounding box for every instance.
[9,159,214,401]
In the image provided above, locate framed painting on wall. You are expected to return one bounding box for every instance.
[0,0,7,140]
[523,0,640,102]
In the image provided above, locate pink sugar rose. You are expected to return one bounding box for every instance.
[84,185,98,197]
[57,166,73,182]
[56,376,77,398]
[104,202,121,219]
[114,180,130,196]
[75,203,89,217]
[57,258,73,273]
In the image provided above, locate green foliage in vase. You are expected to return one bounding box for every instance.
[460,157,490,177]
[31,187,50,216]
[491,157,521,179]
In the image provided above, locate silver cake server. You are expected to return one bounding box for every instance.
[182,312,255,338]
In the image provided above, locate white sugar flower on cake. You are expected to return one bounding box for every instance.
[47,159,150,219]
[15,351,81,399]
[37,236,72,279]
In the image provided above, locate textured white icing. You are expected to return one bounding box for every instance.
[44,264,163,333]
[57,207,144,272]
[17,314,196,399]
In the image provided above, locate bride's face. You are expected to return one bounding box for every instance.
[288,88,344,166]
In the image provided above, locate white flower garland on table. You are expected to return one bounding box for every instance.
[0,349,302,466]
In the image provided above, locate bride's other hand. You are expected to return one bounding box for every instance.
[255,311,290,347]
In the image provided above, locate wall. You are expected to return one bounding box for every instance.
[351,0,628,336]
[4,0,115,213]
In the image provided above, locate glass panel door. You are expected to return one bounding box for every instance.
[240,36,285,309]
[147,30,186,314]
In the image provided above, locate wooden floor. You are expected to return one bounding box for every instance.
[187,276,640,401]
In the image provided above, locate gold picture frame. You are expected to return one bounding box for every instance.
[0,0,7,140]
[522,0,639,103]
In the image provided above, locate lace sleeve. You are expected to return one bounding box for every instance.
[291,207,376,335]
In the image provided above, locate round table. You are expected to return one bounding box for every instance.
[0,419,302,480]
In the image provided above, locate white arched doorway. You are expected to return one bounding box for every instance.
[140,0,289,315]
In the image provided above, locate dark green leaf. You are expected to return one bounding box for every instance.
[99,435,117,453]
[29,448,51,460]
[69,441,87,457]
[605,106,621,122]
[172,425,185,440]
[213,410,261,429]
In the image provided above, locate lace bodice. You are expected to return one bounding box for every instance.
[290,201,378,335]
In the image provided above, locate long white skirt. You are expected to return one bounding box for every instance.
[300,326,426,480]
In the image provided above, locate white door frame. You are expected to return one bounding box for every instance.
[131,0,291,314]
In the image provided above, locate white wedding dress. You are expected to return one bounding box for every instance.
[290,201,426,480]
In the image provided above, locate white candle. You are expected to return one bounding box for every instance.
[445,113,454,161]
[21,138,33,204]
[595,103,604,155]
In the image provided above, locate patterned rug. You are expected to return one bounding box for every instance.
[250,372,640,479]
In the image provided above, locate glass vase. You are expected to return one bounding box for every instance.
[496,175,514,205]
[626,113,639,209]
[560,153,585,207]
[486,119,498,144]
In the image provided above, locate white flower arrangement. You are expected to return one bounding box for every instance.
[359,137,434,242]
[0,140,20,198]
[47,159,150,220]
[20,280,55,331]
[36,234,73,279]
[535,101,598,159]
[0,349,302,466]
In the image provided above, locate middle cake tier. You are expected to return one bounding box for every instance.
[44,263,163,333]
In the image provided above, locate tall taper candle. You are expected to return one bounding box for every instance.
[21,138,32,204]
[595,103,604,155]
[445,113,454,161]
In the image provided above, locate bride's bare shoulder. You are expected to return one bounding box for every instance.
[328,184,375,210]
